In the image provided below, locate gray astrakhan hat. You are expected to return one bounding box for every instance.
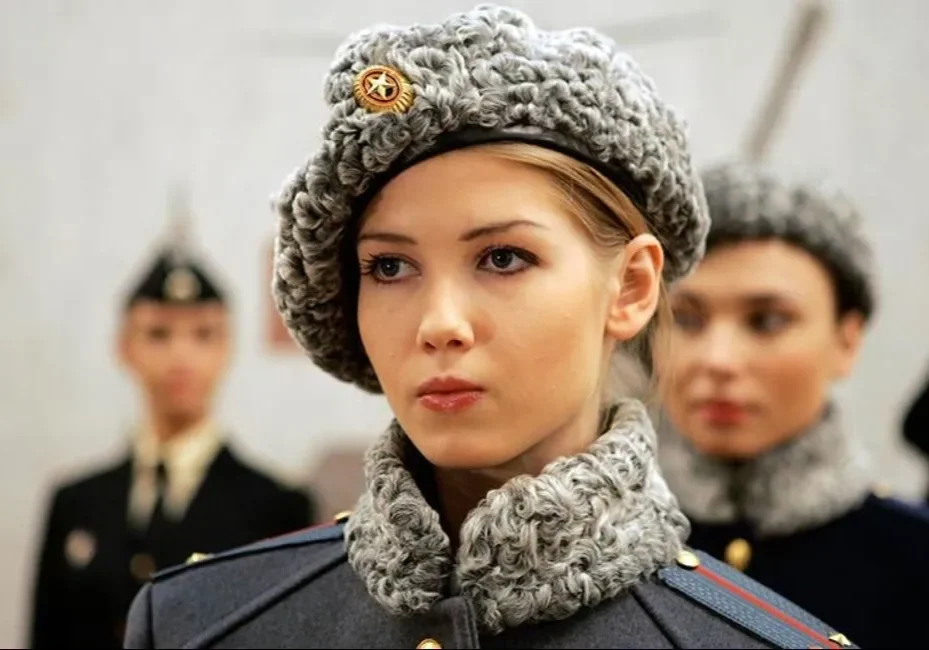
[701,161,875,321]
[273,4,710,392]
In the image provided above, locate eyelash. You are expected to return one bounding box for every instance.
[359,245,539,285]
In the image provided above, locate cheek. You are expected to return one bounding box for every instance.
[658,338,698,418]
[760,351,828,402]
[199,347,228,380]
[129,345,160,377]
[357,288,412,384]
[753,336,832,429]
[494,267,606,396]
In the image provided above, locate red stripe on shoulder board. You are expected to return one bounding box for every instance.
[694,565,840,648]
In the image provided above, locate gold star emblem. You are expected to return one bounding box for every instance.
[367,72,395,100]
[353,65,414,114]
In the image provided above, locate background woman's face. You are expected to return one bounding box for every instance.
[355,148,622,475]
[661,240,863,459]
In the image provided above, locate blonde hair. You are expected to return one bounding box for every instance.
[475,142,671,408]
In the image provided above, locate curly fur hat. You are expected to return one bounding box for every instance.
[272,4,710,392]
[701,161,875,321]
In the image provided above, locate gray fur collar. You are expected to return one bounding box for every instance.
[656,404,872,537]
[344,399,690,635]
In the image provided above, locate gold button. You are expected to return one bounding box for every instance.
[130,553,156,582]
[828,632,852,647]
[334,510,352,523]
[724,538,752,572]
[416,640,442,650]
[186,552,212,565]
[675,549,700,569]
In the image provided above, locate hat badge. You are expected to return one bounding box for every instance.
[353,65,414,114]
[164,267,201,301]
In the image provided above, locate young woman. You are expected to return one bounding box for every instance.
[658,160,929,649]
[125,7,855,649]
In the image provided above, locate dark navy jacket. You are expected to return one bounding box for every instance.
[686,493,929,649]
[123,518,860,649]
[28,446,314,649]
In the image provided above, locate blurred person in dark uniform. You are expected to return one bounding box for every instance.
[28,213,315,649]
[657,161,929,649]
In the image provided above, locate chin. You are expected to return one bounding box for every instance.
[697,442,759,462]
[688,427,776,461]
[163,401,206,422]
[407,426,522,471]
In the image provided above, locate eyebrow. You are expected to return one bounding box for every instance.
[743,293,795,307]
[356,219,548,245]
[674,290,797,308]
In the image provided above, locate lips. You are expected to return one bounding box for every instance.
[696,399,749,426]
[416,376,485,413]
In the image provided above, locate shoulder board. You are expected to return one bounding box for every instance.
[659,549,858,649]
[877,494,929,523]
[152,521,345,582]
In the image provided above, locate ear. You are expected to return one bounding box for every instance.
[604,234,664,342]
[116,313,134,370]
[833,310,866,378]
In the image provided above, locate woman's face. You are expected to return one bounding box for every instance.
[661,240,863,460]
[356,148,659,475]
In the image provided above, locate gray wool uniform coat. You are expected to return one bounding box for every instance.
[123,521,855,649]
[124,401,857,650]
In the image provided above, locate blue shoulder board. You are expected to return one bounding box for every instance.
[152,521,346,582]
[659,549,858,649]
[878,494,929,523]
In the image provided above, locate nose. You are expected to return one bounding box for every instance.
[165,331,201,365]
[416,280,475,353]
[696,323,744,378]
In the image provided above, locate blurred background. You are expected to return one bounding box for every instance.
[2,0,929,646]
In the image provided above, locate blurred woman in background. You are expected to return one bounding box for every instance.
[658,161,929,649]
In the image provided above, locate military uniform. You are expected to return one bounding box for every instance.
[686,493,929,649]
[126,5,860,648]
[126,404,861,649]
[29,244,315,649]
[125,516,859,649]
[656,163,929,649]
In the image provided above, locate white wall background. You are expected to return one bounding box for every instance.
[2,0,928,645]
